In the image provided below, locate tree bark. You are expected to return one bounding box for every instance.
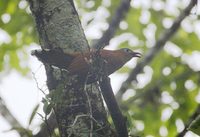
[28,0,115,136]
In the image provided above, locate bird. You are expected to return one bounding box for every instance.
[31,48,141,83]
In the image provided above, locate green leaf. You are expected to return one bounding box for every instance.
[43,102,54,115]
[6,0,17,14]
[0,49,5,71]
[28,104,40,126]
[9,51,20,69]
[126,112,134,129]
[126,8,143,38]
[189,115,200,135]
[4,127,32,137]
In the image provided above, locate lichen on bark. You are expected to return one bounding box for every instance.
[28,0,115,136]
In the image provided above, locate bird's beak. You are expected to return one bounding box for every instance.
[132,52,142,58]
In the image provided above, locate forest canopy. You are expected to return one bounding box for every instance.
[0,0,200,137]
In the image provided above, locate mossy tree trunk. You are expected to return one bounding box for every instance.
[28,0,115,136]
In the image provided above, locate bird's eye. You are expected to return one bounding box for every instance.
[123,48,132,53]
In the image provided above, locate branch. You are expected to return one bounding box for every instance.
[176,105,200,137]
[0,96,25,136]
[34,113,57,137]
[121,66,193,110]
[92,0,131,49]
[116,0,197,101]
[99,77,128,137]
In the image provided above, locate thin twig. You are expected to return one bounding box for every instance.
[67,114,103,137]
[44,115,53,137]
[84,84,94,137]
[116,0,198,102]
[37,113,53,137]
[67,114,100,128]
[32,71,58,137]
[32,72,47,95]
[92,0,131,49]
[176,105,200,137]
[34,113,57,137]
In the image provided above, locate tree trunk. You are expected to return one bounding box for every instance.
[28,0,115,136]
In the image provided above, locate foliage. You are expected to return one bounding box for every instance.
[189,115,200,135]
[0,0,37,75]
[1,0,200,137]
[76,0,200,136]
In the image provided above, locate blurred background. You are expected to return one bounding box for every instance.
[0,0,200,137]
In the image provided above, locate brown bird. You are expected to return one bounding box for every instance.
[32,48,141,83]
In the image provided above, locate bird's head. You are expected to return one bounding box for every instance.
[120,48,141,60]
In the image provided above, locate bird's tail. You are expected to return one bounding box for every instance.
[31,48,75,69]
